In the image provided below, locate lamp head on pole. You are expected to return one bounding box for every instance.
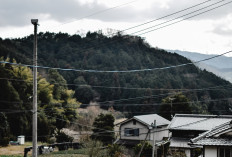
[31,19,38,25]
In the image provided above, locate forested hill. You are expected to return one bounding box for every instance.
[1,32,232,116]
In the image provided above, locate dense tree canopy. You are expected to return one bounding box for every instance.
[91,113,115,144]
[0,32,232,117]
[0,58,79,141]
[160,94,192,120]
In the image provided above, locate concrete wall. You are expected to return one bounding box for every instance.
[204,146,217,157]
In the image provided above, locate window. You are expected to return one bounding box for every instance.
[133,120,136,125]
[218,147,232,157]
[124,128,139,136]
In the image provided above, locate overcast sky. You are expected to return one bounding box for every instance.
[0,0,232,56]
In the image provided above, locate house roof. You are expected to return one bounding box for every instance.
[190,138,232,146]
[169,114,232,131]
[134,114,170,127]
[189,120,232,146]
[117,114,170,127]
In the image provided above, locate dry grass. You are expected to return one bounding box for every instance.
[0,142,45,156]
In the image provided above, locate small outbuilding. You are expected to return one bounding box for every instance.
[18,135,25,145]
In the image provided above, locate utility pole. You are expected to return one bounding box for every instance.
[169,97,175,119]
[31,19,38,157]
[152,120,156,157]
[137,130,150,157]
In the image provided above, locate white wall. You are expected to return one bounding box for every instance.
[120,120,169,142]
[205,146,217,157]
[149,125,169,142]
[120,120,149,140]
[185,149,191,157]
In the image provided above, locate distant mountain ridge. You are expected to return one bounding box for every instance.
[168,50,232,83]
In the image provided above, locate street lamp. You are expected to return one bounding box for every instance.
[31,19,38,157]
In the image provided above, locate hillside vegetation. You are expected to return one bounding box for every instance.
[0,32,232,118]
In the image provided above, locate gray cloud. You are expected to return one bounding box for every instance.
[0,0,108,26]
[212,24,232,36]
[0,0,231,27]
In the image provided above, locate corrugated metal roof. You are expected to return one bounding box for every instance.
[169,114,232,131]
[134,114,170,127]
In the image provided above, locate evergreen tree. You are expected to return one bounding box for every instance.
[91,113,115,145]
[159,93,192,120]
[0,112,10,146]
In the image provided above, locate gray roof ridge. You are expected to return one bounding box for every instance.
[175,114,232,118]
[133,117,150,127]
[170,116,215,130]
[134,114,170,125]
[190,120,232,144]
[116,114,170,127]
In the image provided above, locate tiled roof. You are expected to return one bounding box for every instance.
[190,138,232,146]
[134,114,170,127]
[169,114,232,131]
[190,120,232,146]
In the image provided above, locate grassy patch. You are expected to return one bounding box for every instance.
[40,149,88,157]
[0,142,47,156]
[0,155,23,157]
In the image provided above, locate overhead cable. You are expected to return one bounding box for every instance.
[0,50,231,73]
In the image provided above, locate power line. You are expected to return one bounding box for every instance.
[95,85,232,104]
[138,1,232,36]
[44,0,140,31]
[69,0,232,56]
[43,114,113,133]
[40,112,228,137]
[131,0,227,35]
[0,83,231,107]
[71,0,221,53]
[120,0,214,33]
[1,77,231,92]
[0,50,231,73]
[2,106,231,137]
[1,96,231,112]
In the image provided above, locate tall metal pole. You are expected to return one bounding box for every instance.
[31,19,38,157]
[152,120,156,157]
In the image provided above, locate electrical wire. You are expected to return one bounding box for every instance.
[2,104,231,137]
[1,96,230,114]
[70,0,223,53]
[0,84,231,108]
[119,0,214,33]
[94,84,232,104]
[0,50,231,73]
[70,0,232,56]
[138,1,232,36]
[1,77,231,92]
[44,0,140,31]
[131,0,227,35]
